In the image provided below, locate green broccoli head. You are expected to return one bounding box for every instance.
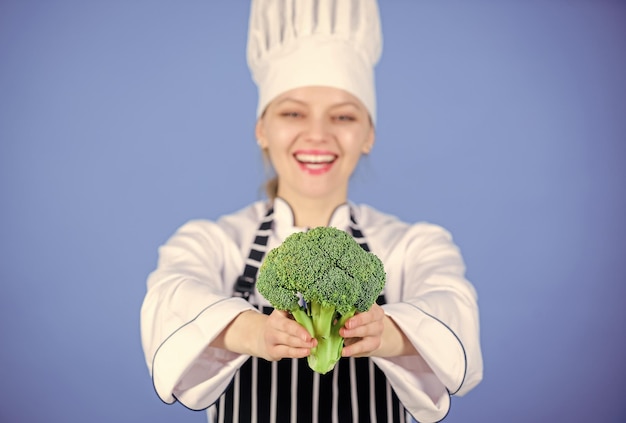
[255,246,300,311]
[256,226,386,374]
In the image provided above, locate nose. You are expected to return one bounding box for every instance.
[303,115,331,143]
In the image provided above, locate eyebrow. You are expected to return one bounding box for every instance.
[273,98,306,107]
[274,97,363,110]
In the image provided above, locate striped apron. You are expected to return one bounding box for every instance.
[215,208,405,423]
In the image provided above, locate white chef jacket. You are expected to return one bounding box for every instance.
[140,198,483,423]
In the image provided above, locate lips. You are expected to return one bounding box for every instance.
[294,151,337,174]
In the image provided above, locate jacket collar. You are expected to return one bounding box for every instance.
[272,197,352,240]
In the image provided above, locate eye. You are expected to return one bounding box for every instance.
[280,111,303,118]
[334,114,356,122]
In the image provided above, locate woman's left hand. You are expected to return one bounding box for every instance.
[339,303,385,357]
[340,303,418,358]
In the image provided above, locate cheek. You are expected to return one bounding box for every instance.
[264,131,294,167]
[342,131,371,155]
[264,125,297,149]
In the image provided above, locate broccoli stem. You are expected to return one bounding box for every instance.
[310,301,335,340]
[308,325,345,374]
[291,307,315,338]
[305,302,356,374]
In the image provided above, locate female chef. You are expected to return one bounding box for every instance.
[140,0,483,422]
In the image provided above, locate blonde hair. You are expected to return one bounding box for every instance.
[264,176,279,201]
[261,148,279,200]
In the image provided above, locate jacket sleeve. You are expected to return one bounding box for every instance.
[373,222,483,422]
[140,219,258,410]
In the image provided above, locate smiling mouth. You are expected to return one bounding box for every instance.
[294,152,337,173]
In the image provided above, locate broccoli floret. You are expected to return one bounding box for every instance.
[256,226,386,374]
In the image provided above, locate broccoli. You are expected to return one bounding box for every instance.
[256,226,386,374]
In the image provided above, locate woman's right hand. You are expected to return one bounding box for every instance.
[211,309,316,361]
[259,309,317,361]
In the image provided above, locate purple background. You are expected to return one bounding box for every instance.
[1,1,625,422]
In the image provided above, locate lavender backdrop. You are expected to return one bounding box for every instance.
[1,1,625,422]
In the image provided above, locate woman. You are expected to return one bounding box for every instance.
[140,1,483,422]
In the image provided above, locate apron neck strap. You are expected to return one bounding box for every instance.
[233,207,274,300]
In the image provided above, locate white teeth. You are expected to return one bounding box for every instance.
[295,153,335,163]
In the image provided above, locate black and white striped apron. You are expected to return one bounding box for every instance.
[216,207,405,423]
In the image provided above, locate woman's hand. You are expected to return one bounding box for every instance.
[258,309,317,361]
[339,303,385,357]
[212,309,316,361]
[340,304,418,358]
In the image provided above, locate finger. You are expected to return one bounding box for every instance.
[269,310,315,342]
[340,319,384,339]
[343,304,384,330]
[264,326,316,360]
[267,344,313,360]
[342,336,381,358]
[265,314,317,354]
[268,330,317,352]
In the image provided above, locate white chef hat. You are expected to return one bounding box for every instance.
[247,0,383,124]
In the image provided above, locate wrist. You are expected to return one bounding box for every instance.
[213,309,266,356]
[379,315,417,357]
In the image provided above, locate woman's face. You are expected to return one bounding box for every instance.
[256,86,375,204]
